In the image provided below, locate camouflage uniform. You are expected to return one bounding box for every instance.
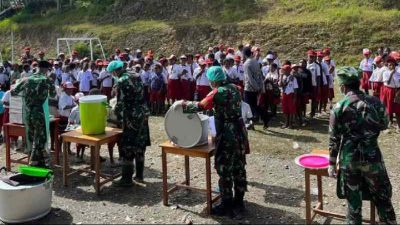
[114,72,150,179]
[184,82,249,209]
[11,73,56,168]
[329,90,396,225]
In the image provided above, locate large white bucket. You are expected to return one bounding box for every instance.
[164,105,209,148]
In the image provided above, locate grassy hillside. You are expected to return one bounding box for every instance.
[0,0,400,65]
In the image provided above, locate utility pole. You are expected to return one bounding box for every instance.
[57,0,60,11]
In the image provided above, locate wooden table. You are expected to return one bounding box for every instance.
[304,149,376,224]
[160,140,221,215]
[4,118,60,171]
[62,127,122,195]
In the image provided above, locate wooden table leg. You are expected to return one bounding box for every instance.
[317,175,323,210]
[63,141,69,186]
[54,120,60,165]
[5,125,11,171]
[162,149,168,206]
[205,156,212,215]
[94,145,101,195]
[370,201,376,224]
[185,156,190,186]
[90,146,95,170]
[305,170,312,225]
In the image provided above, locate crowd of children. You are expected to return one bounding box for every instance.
[0,44,398,155]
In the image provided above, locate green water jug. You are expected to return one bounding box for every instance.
[79,95,107,135]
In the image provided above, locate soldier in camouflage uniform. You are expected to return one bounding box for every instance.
[328,66,396,225]
[174,66,249,219]
[11,61,56,168]
[107,61,150,187]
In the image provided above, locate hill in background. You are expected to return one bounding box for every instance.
[1,0,400,65]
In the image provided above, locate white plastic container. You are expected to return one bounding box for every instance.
[164,105,209,148]
[0,176,53,223]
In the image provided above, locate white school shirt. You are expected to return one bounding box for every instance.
[180,64,193,80]
[77,70,93,92]
[167,64,182,80]
[241,101,253,123]
[141,70,152,86]
[68,105,80,125]
[232,64,244,81]
[91,69,100,87]
[265,71,279,83]
[319,61,329,86]
[72,69,79,80]
[0,73,9,85]
[99,70,113,88]
[383,70,400,88]
[215,51,222,61]
[359,58,374,72]
[2,90,10,109]
[58,92,76,117]
[21,71,32,78]
[224,67,237,80]
[307,62,321,87]
[193,67,209,86]
[370,67,386,83]
[281,75,299,94]
[162,67,169,84]
[61,72,73,83]
[261,65,270,77]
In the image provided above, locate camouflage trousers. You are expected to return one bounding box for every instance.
[215,148,247,201]
[340,162,396,225]
[26,109,50,168]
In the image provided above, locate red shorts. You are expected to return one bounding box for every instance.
[382,86,400,114]
[168,79,181,100]
[361,71,372,90]
[312,86,320,102]
[180,79,191,100]
[196,85,211,101]
[320,85,329,103]
[282,93,296,115]
[101,87,112,100]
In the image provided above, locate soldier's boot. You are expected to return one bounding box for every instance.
[232,193,245,220]
[112,162,134,187]
[134,159,144,183]
[211,198,233,218]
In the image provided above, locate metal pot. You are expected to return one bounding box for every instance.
[0,169,53,224]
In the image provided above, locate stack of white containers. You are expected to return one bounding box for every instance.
[9,95,23,124]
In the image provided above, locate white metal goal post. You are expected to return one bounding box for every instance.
[56,37,106,60]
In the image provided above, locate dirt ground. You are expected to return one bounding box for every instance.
[0,113,399,224]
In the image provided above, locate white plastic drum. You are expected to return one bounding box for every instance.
[0,177,53,223]
[164,105,209,148]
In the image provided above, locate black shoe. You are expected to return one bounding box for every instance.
[211,199,233,218]
[232,198,245,220]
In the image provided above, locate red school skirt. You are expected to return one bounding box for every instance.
[150,90,165,102]
[371,82,383,99]
[382,86,400,114]
[282,93,296,115]
[167,79,181,100]
[320,85,329,103]
[361,71,372,90]
[196,85,211,101]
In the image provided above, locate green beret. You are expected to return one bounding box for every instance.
[336,66,360,85]
[206,66,226,82]
[107,60,124,73]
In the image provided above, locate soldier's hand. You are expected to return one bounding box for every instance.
[328,165,337,178]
